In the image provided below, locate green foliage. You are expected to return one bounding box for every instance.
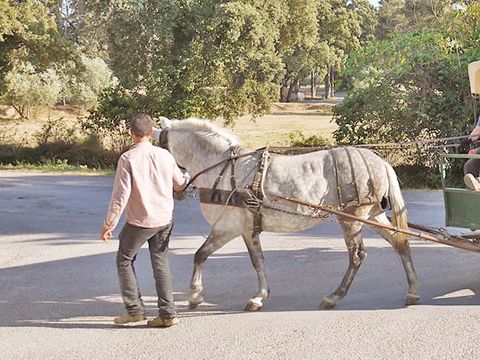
[334,4,480,171]
[2,62,62,118]
[335,31,480,144]
[84,87,142,131]
[87,0,286,125]
[34,116,81,145]
[0,127,119,170]
[376,0,461,39]
[57,55,118,107]
[0,0,72,91]
[0,116,120,169]
[0,160,110,174]
[288,130,333,147]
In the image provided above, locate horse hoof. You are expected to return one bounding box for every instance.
[245,298,263,311]
[189,295,204,309]
[405,294,420,306]
[319,297,336,309]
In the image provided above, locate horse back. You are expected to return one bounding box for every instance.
[264,147,388,208]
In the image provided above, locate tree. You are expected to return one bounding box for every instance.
[376,0,469,39]
[376,0,407,39]
[57,55,118,107]
[318,0,377,98]
[333,3,480,168]
[0,0,72,91]
[89,0,286,127]
[2,62,62,118]
[277,0,321,102]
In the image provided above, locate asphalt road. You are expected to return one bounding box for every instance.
[1,170,480,359]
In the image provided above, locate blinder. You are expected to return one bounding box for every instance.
[157,128,188,172]
[158,128,169,151]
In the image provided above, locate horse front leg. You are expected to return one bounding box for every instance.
[242,233,269,311]
[189,230,239,309]
[320,219,367,309]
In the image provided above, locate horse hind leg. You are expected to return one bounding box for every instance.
[189,230,239,309]
[242,233,269,311]
[371,212,420,306]
[320,217,368,309]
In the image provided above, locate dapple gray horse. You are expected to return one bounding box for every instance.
[153,118,419,311]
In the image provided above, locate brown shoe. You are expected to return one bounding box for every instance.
[147,317,179,328]
[113,313,146,325]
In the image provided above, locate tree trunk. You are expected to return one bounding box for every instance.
[280,75,290,102]
[286,76,299,103]
[324,67,331,99]
[325,66,335,98]
[310,71,315,99]
[330,67,335,98]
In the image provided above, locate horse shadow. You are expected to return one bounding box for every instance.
[1,234,479,330]
[1,176,479,329]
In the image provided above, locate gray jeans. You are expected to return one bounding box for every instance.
[464,158,480,177]
[117,222,176,319]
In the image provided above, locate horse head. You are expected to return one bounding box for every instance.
[153,117,241,184]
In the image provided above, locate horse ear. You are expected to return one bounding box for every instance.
[159,116,172,129]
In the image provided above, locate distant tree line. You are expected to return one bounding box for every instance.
[1,0,377,123]
[0,0,478,136]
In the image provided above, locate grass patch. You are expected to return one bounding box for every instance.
[0,160,113,175]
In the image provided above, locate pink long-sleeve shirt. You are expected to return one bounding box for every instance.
[104,141,186,231]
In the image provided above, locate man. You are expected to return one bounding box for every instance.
[100,114,187,327]
[461,115,480,191]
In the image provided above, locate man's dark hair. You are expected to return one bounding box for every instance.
[130,114,153,137]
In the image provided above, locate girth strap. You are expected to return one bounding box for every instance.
[198,149,271,239]
[199,188,247,207]
[246,149,271,238]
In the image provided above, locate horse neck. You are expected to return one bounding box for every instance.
[169,130,234,185]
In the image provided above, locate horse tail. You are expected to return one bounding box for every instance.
[385,162,408,248]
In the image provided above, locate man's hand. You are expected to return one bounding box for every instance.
[100,225,112,241]
[459,137,472,153]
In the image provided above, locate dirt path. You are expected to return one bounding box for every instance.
[1,171,480,359]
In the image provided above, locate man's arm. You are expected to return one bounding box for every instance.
[101,156,132,241]
[467,116,480,141]
[173,163,189,192]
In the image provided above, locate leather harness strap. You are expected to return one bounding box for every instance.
[211,149,237,192]
[157,128,268,238]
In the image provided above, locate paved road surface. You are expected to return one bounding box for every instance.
[1,171,480,359]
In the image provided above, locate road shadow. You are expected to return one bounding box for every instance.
[1,241,479,330]
[2,173,479,330]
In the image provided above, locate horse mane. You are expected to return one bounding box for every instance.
[170,118,241,148]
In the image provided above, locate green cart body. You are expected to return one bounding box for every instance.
[441,153,480,230]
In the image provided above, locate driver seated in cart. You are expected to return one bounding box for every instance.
[461,115,480,191]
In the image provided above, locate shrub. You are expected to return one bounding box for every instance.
[2,62,62,118]
[288,130,333,147]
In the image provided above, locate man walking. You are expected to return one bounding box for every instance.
[100,114,187,327]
